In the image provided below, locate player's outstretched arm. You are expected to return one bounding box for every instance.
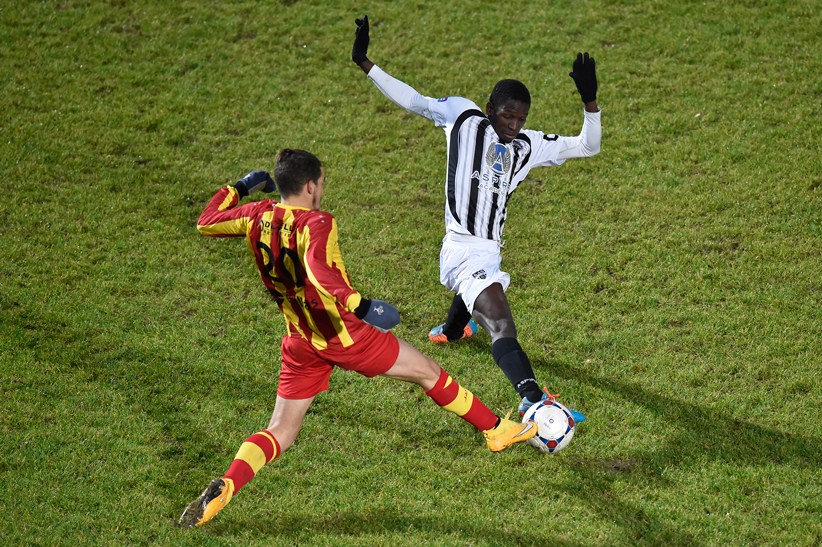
[351,15,374,75]
[351,15,434,120]
[544,51,601,161]
[569,52,599,113]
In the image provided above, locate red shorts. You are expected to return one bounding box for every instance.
[278,328,400,399]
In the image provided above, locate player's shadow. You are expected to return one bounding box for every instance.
[308,355,820,546]
[523,357,821,545]
[533,357,820,469]
[284,379,725,546]
[209,495,708,546]
[215,509,586,546]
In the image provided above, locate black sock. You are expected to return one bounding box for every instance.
[491,337,543,401]
[442,294,472,341]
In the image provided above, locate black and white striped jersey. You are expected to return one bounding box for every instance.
[428,96,566,241]
[367,65,601,242]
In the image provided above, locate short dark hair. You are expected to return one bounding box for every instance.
[274,149,322,197]
[488,79,531,109]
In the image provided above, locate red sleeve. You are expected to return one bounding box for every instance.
[301,214,363,314]
[197,186,268,238]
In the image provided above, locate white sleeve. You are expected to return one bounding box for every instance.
[367,65,435,121]
[556,108,602,160]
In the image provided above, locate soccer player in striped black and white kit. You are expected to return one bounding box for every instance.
[351,16,601,420]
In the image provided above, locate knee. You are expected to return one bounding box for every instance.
[486,319,517,342]
[472,292,517,341]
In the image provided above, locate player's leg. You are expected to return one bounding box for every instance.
[266,395,314,449]
[472,284,586,422]
[377,337,441,389]
[178,396,313,528]
[471,283,544,401]
[429,293,478,343]
[218,395,312,496]
[179,335,327,529]
[225,395,313,494]
[430,238,479,344]
[380,338,536,451]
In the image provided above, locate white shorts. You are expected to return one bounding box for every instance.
[439,231,510,314]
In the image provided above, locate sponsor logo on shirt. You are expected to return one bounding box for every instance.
[470,171,510,195]
[484,142,513,176]
[258,218,293,235]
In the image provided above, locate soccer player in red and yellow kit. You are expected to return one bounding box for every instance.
[177,149,537,528]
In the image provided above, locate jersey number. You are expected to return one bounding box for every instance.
[256,242,305,288]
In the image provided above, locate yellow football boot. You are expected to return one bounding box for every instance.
[483,418,537,452]
[177,478,235,528]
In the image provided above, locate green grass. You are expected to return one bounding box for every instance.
[2,0,821,545]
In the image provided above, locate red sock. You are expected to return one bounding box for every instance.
[223,430,281,493]
[425,368,498,431]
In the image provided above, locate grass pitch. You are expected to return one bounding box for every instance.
[2,1,821,546]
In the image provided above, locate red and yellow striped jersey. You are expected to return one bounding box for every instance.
[197,186,370,350]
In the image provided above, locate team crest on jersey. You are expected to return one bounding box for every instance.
[484,142,513,176]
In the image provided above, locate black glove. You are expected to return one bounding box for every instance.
[234,171,276,197]
[352,15,370,64]
[354,298,400,332]
[569,52,597,104]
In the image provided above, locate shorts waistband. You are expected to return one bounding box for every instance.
[443,231,501,248]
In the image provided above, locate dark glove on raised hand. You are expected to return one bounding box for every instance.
[355,298,401,332]
[569,52,597,104]
[352,15,370,64]
[234,171,276,198]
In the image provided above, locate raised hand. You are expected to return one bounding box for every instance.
[352,15,370,64]
[234,171,276,197]
[569,52,597,104]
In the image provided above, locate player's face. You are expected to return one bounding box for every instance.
[310,167,325,210]
[486,99,530,143]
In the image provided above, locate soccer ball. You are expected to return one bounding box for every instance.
[521,399,576,454]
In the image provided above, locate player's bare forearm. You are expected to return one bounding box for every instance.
[357,60,374,75]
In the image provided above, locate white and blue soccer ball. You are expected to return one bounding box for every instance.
[521,399,576,454]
